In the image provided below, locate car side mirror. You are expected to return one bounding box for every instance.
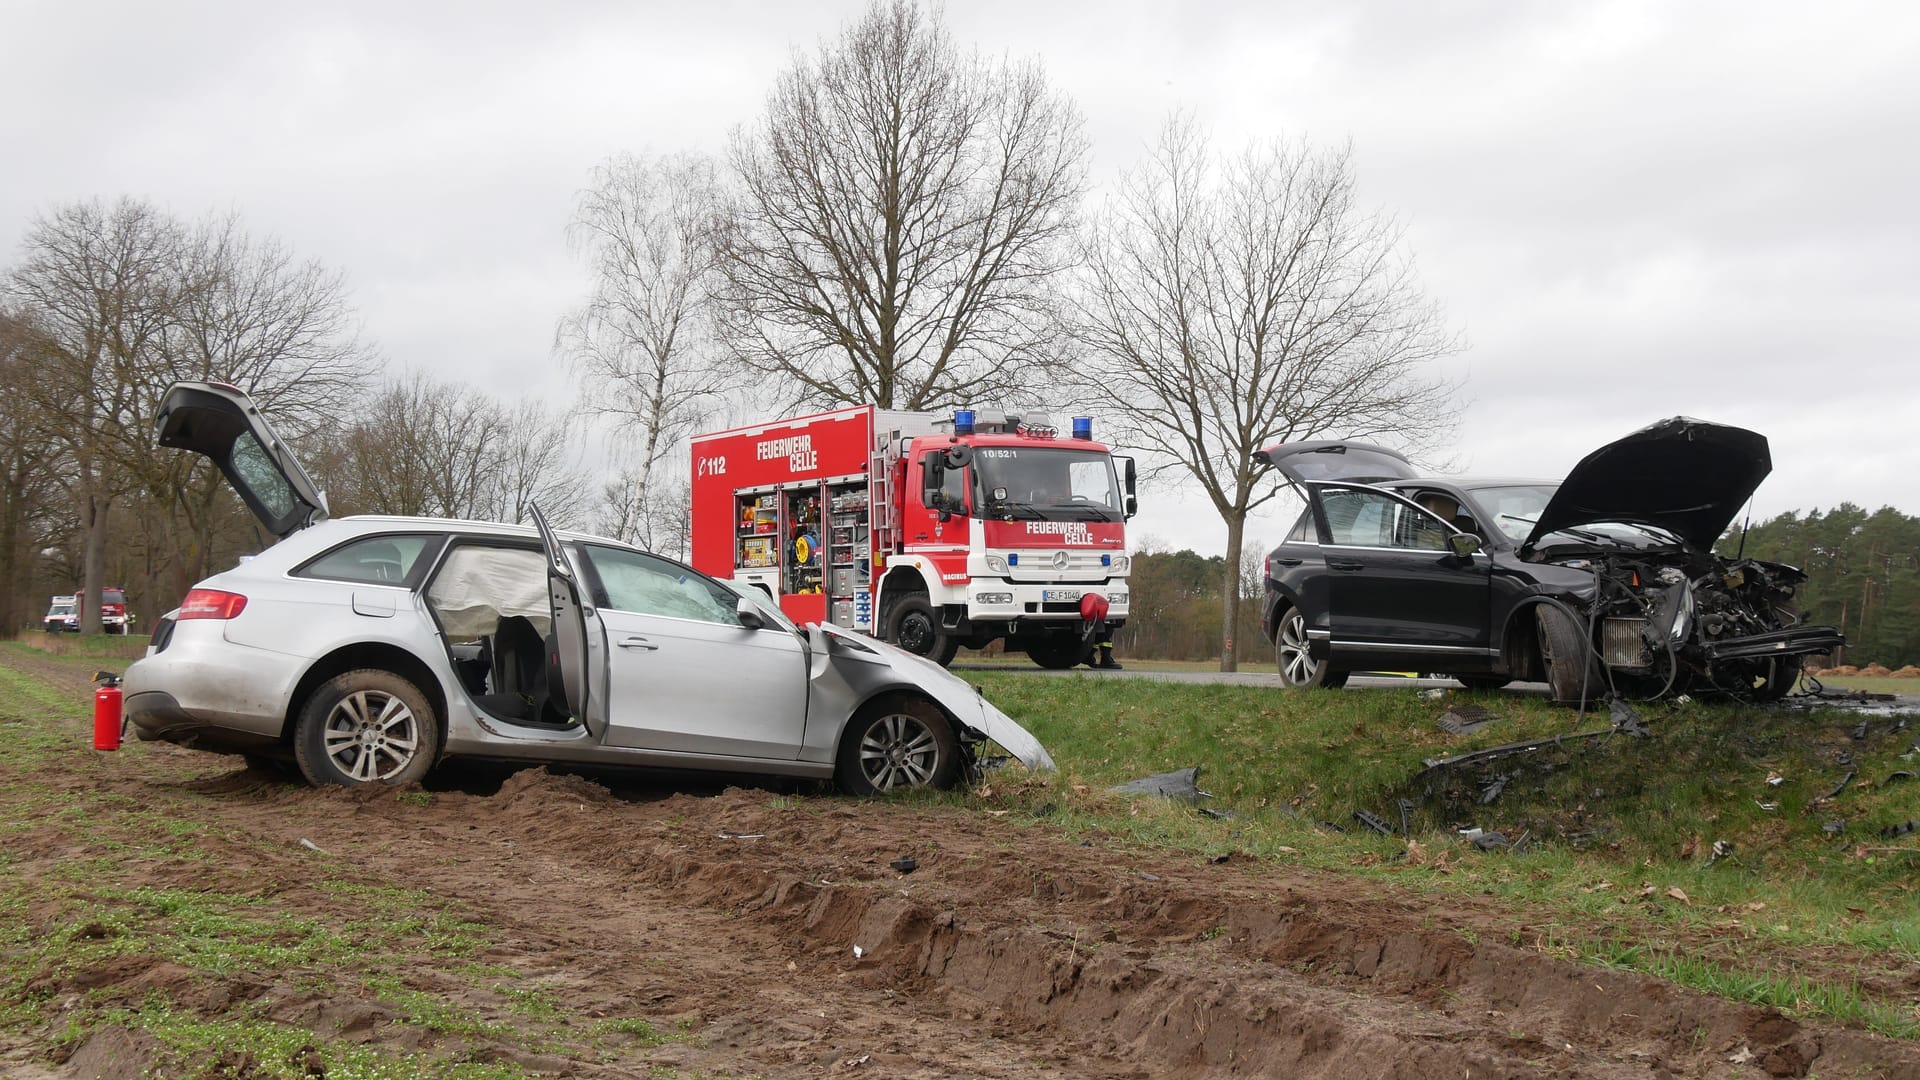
[1125,495,1138,518]
[1448,533,1483,558]
[735,597,767,631]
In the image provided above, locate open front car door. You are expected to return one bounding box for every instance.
[529,504,607,738]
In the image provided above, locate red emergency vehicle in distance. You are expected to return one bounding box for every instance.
[690,406,1135,668]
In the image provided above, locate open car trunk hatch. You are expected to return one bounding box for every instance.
[155,382,330,539]
[1253,440,1418,486]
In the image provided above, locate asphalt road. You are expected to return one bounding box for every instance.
[949,663,1920,712]
[949,662,1549,693]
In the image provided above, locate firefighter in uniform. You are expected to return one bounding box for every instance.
[1078,593,1122,670]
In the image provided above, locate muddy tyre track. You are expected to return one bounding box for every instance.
[40,757,1905,1079]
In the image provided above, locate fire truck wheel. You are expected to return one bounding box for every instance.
[836,696,960,795]
[1026,638,1091,669]
[294,669,441,787]
[887,595,958,666]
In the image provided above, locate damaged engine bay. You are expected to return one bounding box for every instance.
[1539,547,1844,702]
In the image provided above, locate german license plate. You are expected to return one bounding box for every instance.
[1043,589,1081,603]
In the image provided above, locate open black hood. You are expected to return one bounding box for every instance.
[1526,417,1770,551]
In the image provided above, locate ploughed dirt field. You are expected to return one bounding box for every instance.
[4,647,1918,1079]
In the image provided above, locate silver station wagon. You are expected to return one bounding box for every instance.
[123,382,1054,791]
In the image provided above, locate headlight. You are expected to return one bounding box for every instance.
[1108,591,1127,606]
[1670,587,1695,643]
[1110,555,1130,573]
[977,592,1014,605]
[985,555,1007,574]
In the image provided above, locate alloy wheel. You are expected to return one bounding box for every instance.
[857,712,941,791]
[1278,611,1318,685]
[320,690,421,782]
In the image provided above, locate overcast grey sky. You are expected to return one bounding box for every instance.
[4,0,1916,553]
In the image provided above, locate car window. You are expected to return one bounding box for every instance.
[229,432,297,520]
[300,535,436,584]
[1286,510,1315,543]
[583,545,744,626]
[1320,488,1453,550]
[940,464,968,511]
[1465,484,1560,542]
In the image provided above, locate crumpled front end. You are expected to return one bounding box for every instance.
[1554,553,1842,699]
[816,624,1056,773]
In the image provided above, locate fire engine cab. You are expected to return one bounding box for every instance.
[691,406,1135,667]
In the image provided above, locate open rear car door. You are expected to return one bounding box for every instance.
[529,504,607,738]
[155,382,330,539]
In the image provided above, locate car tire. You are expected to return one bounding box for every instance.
[835,696,960,796]
[1026,638,1091,669]
[294,669,440,787]
[1537,606,1604,706]
[1275,604,1348,689]
[887,594,958,666]
[1455,675,1512,691]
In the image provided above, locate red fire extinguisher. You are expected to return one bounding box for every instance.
[93,671,123,751]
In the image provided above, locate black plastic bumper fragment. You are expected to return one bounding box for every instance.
[1700,624,1845,662]
[1353,809,1394,835]
[1814,770,1857,803]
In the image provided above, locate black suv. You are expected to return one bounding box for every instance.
[1256,417,1842,704]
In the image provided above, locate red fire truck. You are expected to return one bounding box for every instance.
[691,406,1135,667]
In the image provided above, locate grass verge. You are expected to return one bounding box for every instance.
[965,670,1920,1038]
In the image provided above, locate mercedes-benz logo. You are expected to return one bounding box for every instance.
[1051,550,1070,571]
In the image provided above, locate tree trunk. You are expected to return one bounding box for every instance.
[0,475,21,632]
[81,491,109,635]
[1220,514,1244,672]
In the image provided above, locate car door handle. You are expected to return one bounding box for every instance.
[617,636,659,651]
[1272,557,1304,567]
[1328,561,1365,572]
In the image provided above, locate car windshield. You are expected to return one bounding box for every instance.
[49,605,73,616]
[1469,483,1688,549]
[973,447,1121,521]
[1464,484,1560,542]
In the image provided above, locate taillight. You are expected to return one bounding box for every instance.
[177,589,248,620]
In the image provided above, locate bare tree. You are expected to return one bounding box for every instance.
[328,374,586,528]
[481,400,589,527]
[560,152,728,543]
[1071,117,1459,670]
[596,466,691,556]
[331,375,494,519]
[147,214,377,598]
[717,0,1088,410]
[171,213,374,436]
[0,309,65,630]
[8,198,180,632]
